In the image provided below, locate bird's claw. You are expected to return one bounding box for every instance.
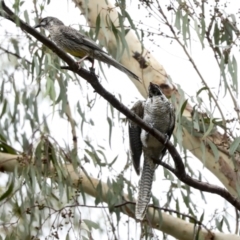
[89,67,95,74]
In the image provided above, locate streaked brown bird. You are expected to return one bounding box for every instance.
[34,17,139,80]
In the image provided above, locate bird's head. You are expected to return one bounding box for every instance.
[148,82,163,98]
[34,17,64,30]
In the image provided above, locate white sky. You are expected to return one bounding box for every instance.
[0,0,240,239]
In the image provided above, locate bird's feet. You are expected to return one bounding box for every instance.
[89,67,95,74]
[89,67,99,78]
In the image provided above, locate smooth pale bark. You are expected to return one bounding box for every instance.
[0,152,239,240]
[71,0,238,196]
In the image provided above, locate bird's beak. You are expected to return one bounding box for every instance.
[149,82,154,90]
[34,24,42,28]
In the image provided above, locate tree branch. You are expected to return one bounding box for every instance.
[155,1,226,125]
[1,0,240,213]
[0,46,31,65]
[0,152,239,240]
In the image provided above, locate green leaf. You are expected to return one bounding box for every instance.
[182,14,190,47]
[0,99,7,119]
[229,137,240,156]
[200,18,206,47]
[118,12,130,57]
[107,117,113,148]
[196,86,208,96]
[220,56,228,96]
[223,21,233,44]
[0,139,17,154]
[223,215,231,232]
[95,13,101,41]
[83,219,99,230]
[208,141,219,162]
[194,19,204,48]
[180,99,188,116]
[0,176,14,201]
[33,55,39,76]
[216,217,224,231]
[108,155,118,168]
[202,118,214,139]
[124,10,140,40]
[213,22,220,46]
[174,8,181,31]
[46,76,56,101]
[232,56,238,95]
[95,181,103,205]
[23,10,29,24]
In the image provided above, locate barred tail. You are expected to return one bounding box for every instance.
[135,157,155,220]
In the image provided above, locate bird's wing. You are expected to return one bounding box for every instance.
[58,26,139,81]
[59,26,106,53]
[129,100,144,175]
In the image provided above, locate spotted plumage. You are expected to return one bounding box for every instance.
[129,82,175,220]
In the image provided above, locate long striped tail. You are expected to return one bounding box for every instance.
[135,157,155,220]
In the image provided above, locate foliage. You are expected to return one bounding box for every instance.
[0,0,240,239]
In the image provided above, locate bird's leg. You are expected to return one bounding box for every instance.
[77,54,90,69]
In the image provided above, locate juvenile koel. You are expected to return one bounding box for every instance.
[129,82,175,220]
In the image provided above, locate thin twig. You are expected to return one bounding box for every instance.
[2,0,240,211]
[156,2,226,126]
[115,200,212,235]
[205,8,240,121]
[0,46,31,64]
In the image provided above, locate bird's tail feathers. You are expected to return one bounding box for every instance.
[97,52,139,81]
[135,157,155,220]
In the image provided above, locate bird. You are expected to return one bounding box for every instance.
[34,17,139,81]
[128,82,175,220]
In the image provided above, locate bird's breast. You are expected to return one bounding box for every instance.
[51,31,89,58]
[140,99,173,148]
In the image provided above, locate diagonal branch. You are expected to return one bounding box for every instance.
[1,153,240,240]
[1,0,240,212]
[0,46,31,64]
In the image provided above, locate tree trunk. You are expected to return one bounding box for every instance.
[71,0,238,196]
